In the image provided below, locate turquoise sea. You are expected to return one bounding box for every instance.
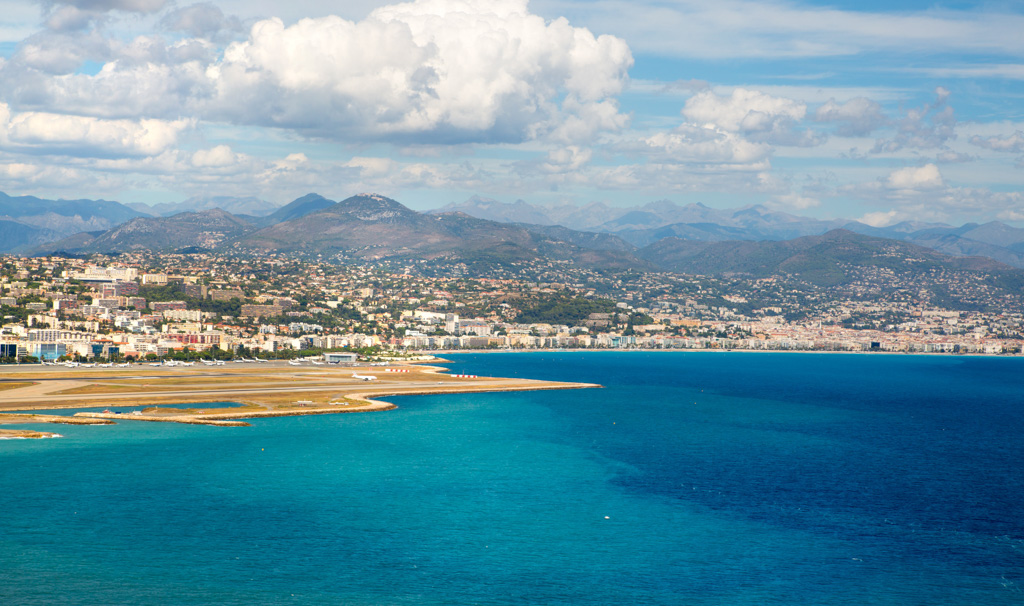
[2,352,1023,605]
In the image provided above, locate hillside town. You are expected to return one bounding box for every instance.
[2,252,1023,364]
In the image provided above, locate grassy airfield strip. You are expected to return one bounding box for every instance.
[0,361,598,431]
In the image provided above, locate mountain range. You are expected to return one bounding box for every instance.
[33,194,653,271]
[10,189,1024,297]
[433,197,1024,268]
[25,192,1024,314]
[125,195,278,218]
[0,191,150,251]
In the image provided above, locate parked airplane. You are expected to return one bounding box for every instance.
[288,360,303,366]
[352,372,378,381]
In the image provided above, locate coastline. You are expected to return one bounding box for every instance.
[0,361,599,435]
[424,347,1024,358]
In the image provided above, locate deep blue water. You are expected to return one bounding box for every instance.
[1,352,1022,605]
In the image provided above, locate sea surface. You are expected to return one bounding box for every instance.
[1,352,1022,605]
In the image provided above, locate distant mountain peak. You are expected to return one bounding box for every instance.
[264,193,336,225]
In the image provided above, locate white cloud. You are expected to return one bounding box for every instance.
[858,210,905,227]
[11,29,111,74]
[684,88,805,132]
[840,165,1024,224]
[0,102,192,157]
[191,144,245,168]
[886,164,943,190]
[345,157,396,178]
[0,157,123,191]
[538,146,591,173]
[2,0,632,146]
[814,97,886,136]
[200,0,631,143]
[638,124,771,166]
[681,88,820,146]
[40,0,168,32]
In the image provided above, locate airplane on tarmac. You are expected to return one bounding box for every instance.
[352,372,378,381]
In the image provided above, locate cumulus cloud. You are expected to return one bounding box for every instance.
[201,0,632,143]
[840,163,1024,224]
[814,97,886,136]
[682,88,821,146]
[684,88,804,131]
[886,164,944,190]
[888,163,942,189]
[638,124,771,166]
[191,144,245,168]
[0,102,191,157]
[3,0,632,146]
[970,130,1024,153]
[539,146,592,173]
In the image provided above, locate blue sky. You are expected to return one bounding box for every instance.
[0,0,1023,226]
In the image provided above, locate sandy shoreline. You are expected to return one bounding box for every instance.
[0,362,599,437]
